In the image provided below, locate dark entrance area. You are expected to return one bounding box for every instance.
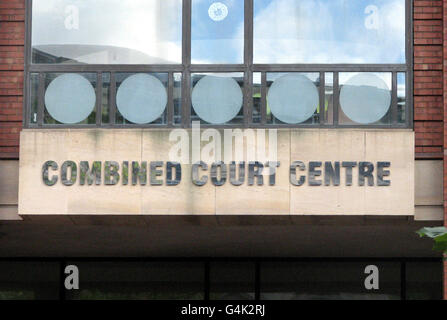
[0,258,442,300]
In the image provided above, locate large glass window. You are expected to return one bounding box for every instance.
[261,262,401,300]
[192,0,244,64]
[32,0,183,64]
[253,0,406,64]
[66,262,204,300]
[26,0,411,128]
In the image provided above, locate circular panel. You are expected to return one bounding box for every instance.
[208,2,228,21]
[340,73,391,124]
[44,74,96,124]
[116,74,167,124]
[192,75,243,124]
[267,74,319,124]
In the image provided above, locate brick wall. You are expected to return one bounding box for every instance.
[415,0,444,159]
[443,0,447,301]
[0,0,24,159]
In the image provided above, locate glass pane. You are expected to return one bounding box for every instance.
[66,262,204,300]
[406,262,442,300]
[261,262,401,300]
[174,73,183,125]
[32,0,182,64]
[210,262,255,300]
[191,73,244,125]
[101,73,110,124]
[115,73,168,125]
[397,72,406,124]
[192,0,244,64]
[252,72,262,124]
[266,72,320,125]
[339,72,392,125]
[116,73,167,124]
[324,72,334,125]
[254,0,406,64]
[43,73,97,125]
[0,262,60,300]
[29,73,39,124]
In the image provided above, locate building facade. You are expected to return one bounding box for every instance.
[0,0,446,300]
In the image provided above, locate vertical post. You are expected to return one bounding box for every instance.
[182,0,192,128]
[244,0,254,126]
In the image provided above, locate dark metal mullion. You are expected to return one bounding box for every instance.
[333,72,339,126]
[391,72,398,125]
[319,72,325,125]
[260,72,267,125]
[182,0,192,128]
[167,72,174,126]
[252,64,407,73]
[244,0,254,126]
[37,73,45,126]
[28,64,184,73]
[95,72,103,126]
[109,73,116,125]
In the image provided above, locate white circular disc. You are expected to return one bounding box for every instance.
[192,75,243,124]
[116,74,167,124]
[45,74,96,124]
[340,73,391,124]
[208,2,228,21]
[267,74,319,124]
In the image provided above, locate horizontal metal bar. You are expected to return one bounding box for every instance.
[29,64,185,73]
[252,64,407,72]
[31,123,411,130]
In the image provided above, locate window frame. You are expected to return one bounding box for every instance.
[23,0,413,129]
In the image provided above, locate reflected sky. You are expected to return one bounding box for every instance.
[254,0,406,63]
[32,0,183,64]
[32,0,406,65]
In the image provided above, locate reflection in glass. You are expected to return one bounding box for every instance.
[252,73,262,123]
[192,0,244,64]
[191,74,244,124]
[29,73,39,124]
[32,0,182,64]
[116,74,167,125]
[101,73,110,124]
[397,73,406,124]
[267,73,319,124]
[0,262,59,300]
[261,262,401,300]
[210,263,255,300]
[254,0,406,64]
[266,73,320,125]
[406,262,442,300]
[174,73,183,125]
[66,262,204,300]
[324,73,334,125]
[339,73,391,125]
[44,73,96,124]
